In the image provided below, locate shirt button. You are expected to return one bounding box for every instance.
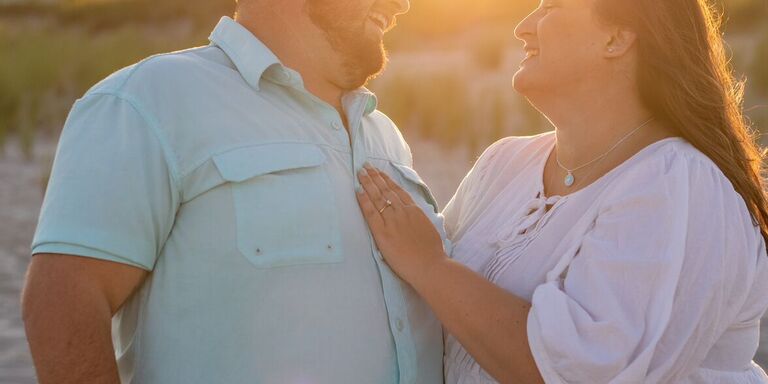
[395,319,404,332]
[331,121,342,130]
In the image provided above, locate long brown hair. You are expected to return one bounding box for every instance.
[594,0,768,247]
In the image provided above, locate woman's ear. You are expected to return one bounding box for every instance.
[604,27,637,58]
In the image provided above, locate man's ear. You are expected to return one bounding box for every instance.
[604,27,637,58]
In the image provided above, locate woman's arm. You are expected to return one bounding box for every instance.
[414,258,544,383]
[356,165,544,383]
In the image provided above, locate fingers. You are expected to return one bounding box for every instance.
[377,168,416,206]
[363,164,404,206]
[357,167,386,210]
[355,187,386,230]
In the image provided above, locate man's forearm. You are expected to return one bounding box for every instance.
[22,266,121,384]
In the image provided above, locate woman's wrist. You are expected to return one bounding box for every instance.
[406,252,450,293]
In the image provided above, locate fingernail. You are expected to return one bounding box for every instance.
[364,162,374,169]
[355,183,363,193]
[358,168,368,176]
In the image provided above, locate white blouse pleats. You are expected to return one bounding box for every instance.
[442,132,768,383]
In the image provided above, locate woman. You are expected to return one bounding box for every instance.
[356,0,768,382]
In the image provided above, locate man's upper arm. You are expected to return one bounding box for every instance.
[32,92,178,270]
[25,254,148,314]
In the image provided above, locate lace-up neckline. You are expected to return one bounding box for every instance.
[484,191,565,282]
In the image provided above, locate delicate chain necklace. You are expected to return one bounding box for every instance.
[556,117,655,187]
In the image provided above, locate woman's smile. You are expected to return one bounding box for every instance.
[521,46,540,65]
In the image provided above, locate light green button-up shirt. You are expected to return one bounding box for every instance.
[32,16,445,384]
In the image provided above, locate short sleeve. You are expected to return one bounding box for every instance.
[32,93,178,270]
[525,153,755,383]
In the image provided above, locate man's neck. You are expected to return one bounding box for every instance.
[235,7,346,113]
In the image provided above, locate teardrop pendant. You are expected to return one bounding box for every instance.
[564,172,575,187]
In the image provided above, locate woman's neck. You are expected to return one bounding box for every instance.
[542,87,655,168]
[534,85,675,197]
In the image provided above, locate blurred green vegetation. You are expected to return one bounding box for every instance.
[0,0,766,158]
[0,24,194,155]
[745,26,768,143]
[0,0,231,157]
[752,27,768,97]
[0,0,233,31]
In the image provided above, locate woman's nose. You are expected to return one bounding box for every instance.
[514,9,538,42]
[391,0,410,15]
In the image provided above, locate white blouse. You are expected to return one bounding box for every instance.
[442,132,768,383]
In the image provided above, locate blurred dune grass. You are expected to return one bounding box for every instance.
[0,0,765,159]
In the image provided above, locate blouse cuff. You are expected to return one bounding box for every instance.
[527,308,567,384]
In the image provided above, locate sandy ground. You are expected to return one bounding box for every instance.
[0,135,766,383]
[0,139,49,384]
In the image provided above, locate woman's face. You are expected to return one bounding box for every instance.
[512,0,614,98]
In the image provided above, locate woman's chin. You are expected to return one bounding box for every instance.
[512,69,537,95]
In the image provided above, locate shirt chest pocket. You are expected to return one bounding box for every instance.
[212,143,343,268]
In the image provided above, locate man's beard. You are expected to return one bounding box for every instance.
[305,0,387,90]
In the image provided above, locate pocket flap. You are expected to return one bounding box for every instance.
[391,163,439,213]
[213,143,326,182]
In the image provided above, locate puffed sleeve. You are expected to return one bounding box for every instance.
[443,137,512,239]
[32,92,179,270]
[526,152,761,383]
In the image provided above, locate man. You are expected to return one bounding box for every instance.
[21,0,447,382]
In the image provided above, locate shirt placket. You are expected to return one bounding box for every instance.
[347,94,417,384]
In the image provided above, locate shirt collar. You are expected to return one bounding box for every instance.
[209,16,281,91]
[342,89,378,116]
[209,16,378,116]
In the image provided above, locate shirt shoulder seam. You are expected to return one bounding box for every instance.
[86,91,183,194]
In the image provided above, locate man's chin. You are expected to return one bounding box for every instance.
[340,42,387,90]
